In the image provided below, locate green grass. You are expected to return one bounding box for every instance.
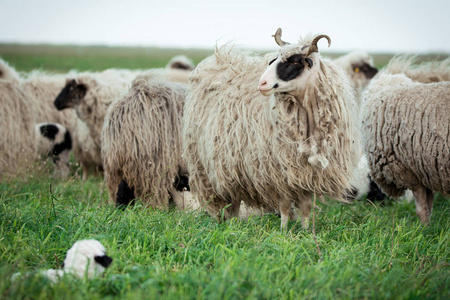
[0,175,449,299]
[0,44,449,299]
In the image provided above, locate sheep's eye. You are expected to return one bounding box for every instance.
[354,67,360,73]
[269,58,276,65]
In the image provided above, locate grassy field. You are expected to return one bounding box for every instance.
[0,44,449,299]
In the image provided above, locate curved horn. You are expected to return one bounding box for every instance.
[306,34,331,56]
[272,28,290,47]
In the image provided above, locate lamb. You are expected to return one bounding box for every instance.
[0,80,37,180]
[35,122,73,179]
[333,51,378,105]
[361,71,450,224]
[183,28,361,229]
[385,55,450,83]
[166,55,195,71]
[0,58,20,81]
[11,239,113,283]
[102,77,189,208]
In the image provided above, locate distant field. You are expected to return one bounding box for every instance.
[0,43,213,72]
[1,43,448,73]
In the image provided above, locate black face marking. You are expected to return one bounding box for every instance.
[174,175,190,191]
[39,124,59,140]
[276,54,305,81]
[366,179,386,202]
[94,255,113,268]
[353,63,378,79]
[52,130,72,158]
[170,62,191,70]
[54,79,87,110]
[269,58,277,65]
[305,58,313,69]
[116,180,135,209]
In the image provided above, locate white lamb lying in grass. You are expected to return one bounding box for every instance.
[12,239,112,283]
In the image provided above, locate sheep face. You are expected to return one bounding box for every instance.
[258,48,316,96]
[63,239,112,279]
[54,79,87,110]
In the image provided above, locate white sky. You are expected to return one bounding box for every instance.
[0,0,449,53]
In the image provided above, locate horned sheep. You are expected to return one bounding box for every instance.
[102,77,190,208]
[361,65,450,224]
[183,28,361,229]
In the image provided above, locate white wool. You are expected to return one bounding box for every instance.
[63,239,109,279]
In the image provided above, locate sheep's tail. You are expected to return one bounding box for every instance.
[116,180,135,209]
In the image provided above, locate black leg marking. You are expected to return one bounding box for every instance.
[116,180,135,208]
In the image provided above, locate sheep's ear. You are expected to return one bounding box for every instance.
[305,58,313,69]
[94,255,113,268]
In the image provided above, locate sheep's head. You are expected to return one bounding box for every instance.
[54,79,87,110]
[258,28,331,96]
[63,239,113,279]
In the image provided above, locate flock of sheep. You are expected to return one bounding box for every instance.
[1,28,449,228]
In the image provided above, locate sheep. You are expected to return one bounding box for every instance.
[0,58,20,81]
[35,122,73,179]
[183,28,361,229]
[361,71,450,224]
[20,71,78,133]
[102,77,189,208]
[0,79,37,180]
[166,55,195,71]
[11,239,113,283]
[385,55,450,83]
[53,74,131,180]
[333,51,378,105]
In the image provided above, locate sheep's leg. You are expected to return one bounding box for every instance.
[300,199,312,229]
[82,164,88,181]
[228,199,241,219]
[412,186,432,225]
[279,199,291,230]
[426,188,434,219]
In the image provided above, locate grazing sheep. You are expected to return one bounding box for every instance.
[35,122,72,179]
[385,55,450,83]
[54,75,131,180]
[166,55,195,71]
[12,239,113,283]
[361,72,450,224]
[0,58,20,81]
[334,51,378,105]
[0,80,36,179]
[183,28,361,229]
[102,77,188,208]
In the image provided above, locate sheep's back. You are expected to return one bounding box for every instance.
[362,75,450,196]
[102,79,187,206]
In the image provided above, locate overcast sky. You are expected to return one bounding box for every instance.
[0,0,449,53]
